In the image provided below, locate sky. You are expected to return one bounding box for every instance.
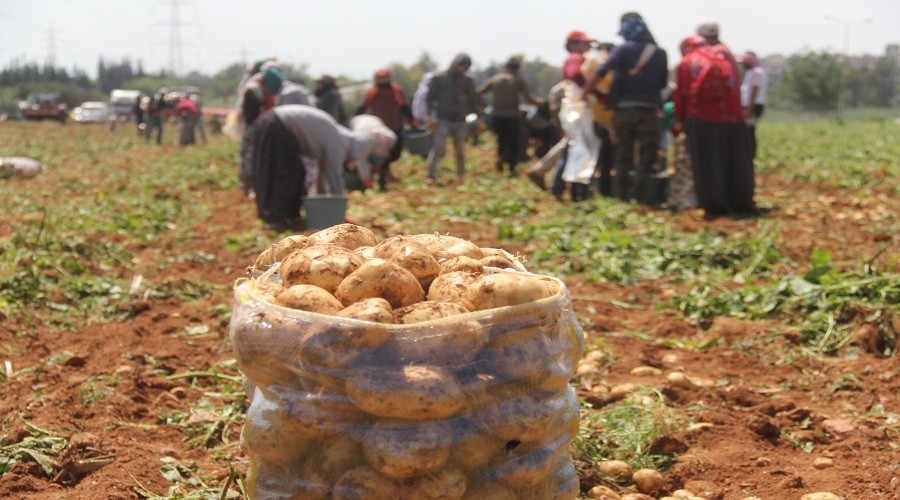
[1,0,897,80]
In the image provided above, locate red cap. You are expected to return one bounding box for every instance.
[566,30,594,43]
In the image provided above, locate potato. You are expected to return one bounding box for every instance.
[449,419,506,471]
[404,465,468,499]
[632,468,666,494]
[332,466,402,500]
[242,396,310,464]
[250,280,284,303]
[463,273,559,311]
[439,255,485,275]
[275,284,344,314]
[299,435,366,498]
[231,309,304,387]
[360,419,452,479]
[407,233,484,260]
[335,258,425,308]
[427,271,480,304]
[394,300,470,323]
[336,297,394,323]
[598,460,633,481]
[465,391,567,442]
[391,302,486,367]
[480,247,512,258]
[512,454,577,500]
[354,245,376,261]
[250,234,313,273]
[251,462,327,500]
[487,334,575,391]
[373,236,441,288]
[480,254,518,270]
[280,244,364,293]
[345,364,464,420]
[257,386,367,440]
[299,305,393,370]
[309,223,378,250]
[492,439,564,488]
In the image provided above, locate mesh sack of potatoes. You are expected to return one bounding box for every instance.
[229,224,584,499]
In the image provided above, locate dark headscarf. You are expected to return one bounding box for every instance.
[618,13,656,44]
[449,53,472,71]
[261,67,284,95]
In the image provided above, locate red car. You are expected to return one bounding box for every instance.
[18,93,68,123]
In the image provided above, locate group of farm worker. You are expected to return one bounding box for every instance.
[229,11,768,230]
[524,13,766,219]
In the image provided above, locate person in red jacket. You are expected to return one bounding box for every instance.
[674,35,755,218]
[356,69,414,190]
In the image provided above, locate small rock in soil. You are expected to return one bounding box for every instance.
[683,479,724,499]
[800,493,844,500]
[745,414,780,439]
[781,475,804,489]
[851,323,885,354]
[666,371,695,389]
[813,457,835,469]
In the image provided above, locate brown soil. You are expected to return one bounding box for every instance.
[0,127,897,499]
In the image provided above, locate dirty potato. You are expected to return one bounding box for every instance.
[427,271,480,304]
[280,244,364,293]
[335,258,425,308]
[407,233,484,260]
[392,301,486,367]
[332,466,402,500]
[345,364,464,420]
[360,419,453,479]
[439,255,485,275]
[309,223,378,250]
[275,284,344,314]
[373,236,441,288]
[250,234,313,273]
[462,273,559,311]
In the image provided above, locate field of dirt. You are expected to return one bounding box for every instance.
[0,123,897,499]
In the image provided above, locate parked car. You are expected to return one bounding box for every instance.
[72,101,110,124]
[109,89,142,121]
[18,93,68,123]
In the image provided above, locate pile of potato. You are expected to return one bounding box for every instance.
[229,224,584,499]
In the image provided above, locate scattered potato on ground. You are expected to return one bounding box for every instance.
[275,284,344,314]
[309,223,378,250]
[335,258,425,308]
[598,460,633,481]
[632,468,666,494]
[280,244,364,293]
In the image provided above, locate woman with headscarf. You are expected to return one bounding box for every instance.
[248,105,373,231]
[355,68,413,190]
[315,75,348,126]
[585,12,668,204]
[674,35,755,218]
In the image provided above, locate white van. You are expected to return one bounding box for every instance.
[109,89,142,121]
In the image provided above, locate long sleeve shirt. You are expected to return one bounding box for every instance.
[475,70,537,118]
[273,105,373,195]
